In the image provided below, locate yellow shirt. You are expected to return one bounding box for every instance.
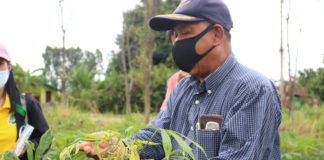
[0,94,17,154]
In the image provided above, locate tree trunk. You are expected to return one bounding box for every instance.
[121,12,132,114]
[279,0,285,108]
[126,13,136,114]
[60,0,67,106]
[286,0,294,116]
[62,32,66,105]
[142,0,159,124]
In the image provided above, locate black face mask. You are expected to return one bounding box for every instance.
[172,24,216,72]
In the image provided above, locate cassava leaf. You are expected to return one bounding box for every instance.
[167,130,195,160]
[35,129,54,160]
[25,141,35,160]
[161,128,172,160]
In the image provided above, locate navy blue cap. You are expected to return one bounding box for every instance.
[149,0,233,31]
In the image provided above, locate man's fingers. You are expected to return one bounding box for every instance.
[99,141,109,148]
[79,142,93,151]
[90,147,98,157]
[83,145,95,156]
[91,132,104,137]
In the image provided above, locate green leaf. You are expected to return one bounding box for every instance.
[35,129,54,160]
[170,155,190,160]
[131,139,160,146]
[1,151,19,160]
[25,141,35,160]
[167,130,195,160]
[169,149,183,156]
[161,129,172,160]
[181,132,208,159]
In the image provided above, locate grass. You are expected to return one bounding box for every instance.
[280,105,324,160]
[41,104,324,159]
[42,106,158,159]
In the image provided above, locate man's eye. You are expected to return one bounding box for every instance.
[180,32,189,36]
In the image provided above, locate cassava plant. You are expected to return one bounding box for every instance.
[60,126,207,160]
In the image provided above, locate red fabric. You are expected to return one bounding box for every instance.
[160,72,180,111]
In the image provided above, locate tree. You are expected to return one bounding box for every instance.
[101,0,180,114]
[140,0,160,124]
[279,0,285,106]
[59,0,67,105]
[42,46,103,93]
[12,63,45,93]
[298,67,324,102]
[120,12,136,114]
[67,63,98,111]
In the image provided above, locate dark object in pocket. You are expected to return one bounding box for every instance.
[199,114,223,130]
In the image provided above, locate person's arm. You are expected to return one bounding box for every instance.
[204,85,282,160]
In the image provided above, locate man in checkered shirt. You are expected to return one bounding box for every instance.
[80,0,282,159]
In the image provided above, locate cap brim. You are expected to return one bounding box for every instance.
[0,55,10,61]
[149,14,205,31]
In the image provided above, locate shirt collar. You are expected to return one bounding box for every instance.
[204,53,237,91]
[187,53,237,94]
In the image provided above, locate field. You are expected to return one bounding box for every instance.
[40,105,324,159]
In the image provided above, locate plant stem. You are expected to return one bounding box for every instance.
[139,129,159,155]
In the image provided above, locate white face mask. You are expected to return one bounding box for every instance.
[0,70,9,88]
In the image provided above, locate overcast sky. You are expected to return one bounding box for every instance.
[0,0,323,81]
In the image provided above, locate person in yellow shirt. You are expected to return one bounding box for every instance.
[0,43,49,159]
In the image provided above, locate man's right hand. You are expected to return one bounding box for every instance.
[78,132,120,159]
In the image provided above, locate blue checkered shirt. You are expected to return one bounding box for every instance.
[132,53,282,160]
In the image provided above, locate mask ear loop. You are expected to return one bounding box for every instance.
[197,24,217,56]
[192,24,215,41]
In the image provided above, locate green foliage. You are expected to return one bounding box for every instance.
[151,63,178,111]
[0,151,19,160]
[25,141,35,160]
[42,46,103,88]
[298,67,324,102]
[12,63,45,93]
[39,104,324,160]
[280,106,324,160]
[96,68,127,113]
[0,129,53,160]
[59,126,206,160]
[34,129,54,159]
[280,131,324,160]
[98,62,176,113]
[67,63,98,110]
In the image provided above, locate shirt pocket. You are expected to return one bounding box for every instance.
[195,129,221,160]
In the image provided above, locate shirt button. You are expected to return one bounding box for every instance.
[208,90,212,94]
[195,100,200,104]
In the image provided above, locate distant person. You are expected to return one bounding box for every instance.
[0,43,49,159]
[313,98,318,108]
[79,0,282,159]
[160,70,189,111]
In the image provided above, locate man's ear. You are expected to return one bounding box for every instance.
[212,24,224,46]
